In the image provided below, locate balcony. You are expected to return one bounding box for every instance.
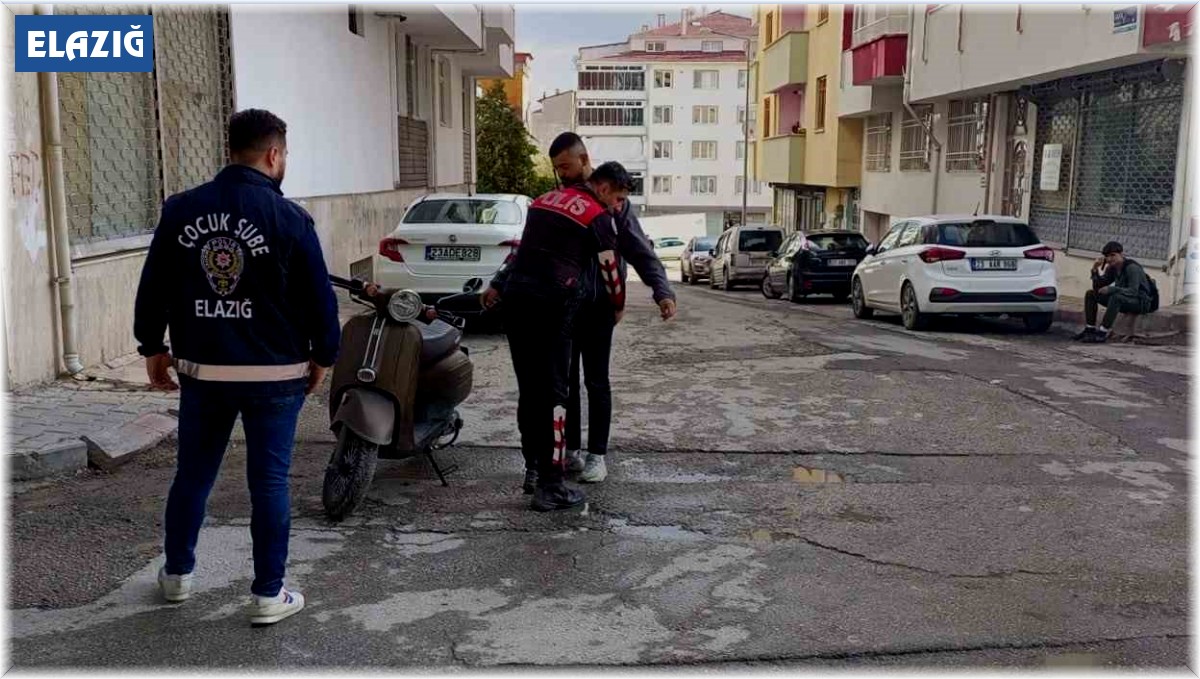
[760,31,809,93]
[851,10,909,50]
[759,133,806,185]
[851,34,908,87]
[377,5,483,49]
[483,4,515,46]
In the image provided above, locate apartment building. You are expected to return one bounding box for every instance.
[752,4,868,235]
[479,51,533,123]
[5,4,514,387]
[576,9,772,233]
[839,3,1192,303]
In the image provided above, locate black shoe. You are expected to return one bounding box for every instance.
[1073,327,1097,341]
[1081,330,1109,344]
[522,469,538,495]
[531,482,587,512]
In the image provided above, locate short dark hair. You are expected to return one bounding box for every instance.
[229,109,287,156]
[1102,241,1124,256]
[589,161,634,192]
[549,132,585,158]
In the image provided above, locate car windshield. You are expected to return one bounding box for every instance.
[738,231,783,252]
[808,233,869,252]
[403,199,523,225]
[935,221,1040,247]
[693,237,717,251]
[659,238,684,247]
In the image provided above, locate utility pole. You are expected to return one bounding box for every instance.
[741,35,755,228]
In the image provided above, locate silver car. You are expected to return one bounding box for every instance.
[709,226,785,291]
[681,235,718,285]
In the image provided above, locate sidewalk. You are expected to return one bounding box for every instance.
[8,354,179,482]
[1054,296,1191,339]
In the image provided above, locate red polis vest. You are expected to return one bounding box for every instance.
[509,186,618,294]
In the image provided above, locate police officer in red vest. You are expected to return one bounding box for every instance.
[485,161,632,511]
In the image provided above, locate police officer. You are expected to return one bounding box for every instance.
[134,109,340,626]
[485,161,632,511]
[543,133,677,484]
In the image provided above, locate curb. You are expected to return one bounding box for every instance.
[1053,305,1190,337]
[10,439,89,481]
[10,412,179,481]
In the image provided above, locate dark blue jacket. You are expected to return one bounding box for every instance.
[613,199,675,305]
[134,165,340,376]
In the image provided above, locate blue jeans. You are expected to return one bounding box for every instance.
[164,377,307,597]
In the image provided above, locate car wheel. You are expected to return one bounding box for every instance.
[721,267,733,292]
[901,282,927,330]
[1023,312,1054,333]
[689,271,700,286]
[852,277,873,319]
[787,273,802,303]
[761,274,781,300]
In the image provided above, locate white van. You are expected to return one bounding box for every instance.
[708,225,785,291]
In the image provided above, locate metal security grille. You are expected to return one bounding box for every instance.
[56,4,232,245]
[864,113,892,172]
[1026,60,1184,260]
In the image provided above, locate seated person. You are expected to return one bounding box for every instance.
[1075,241,1154,344]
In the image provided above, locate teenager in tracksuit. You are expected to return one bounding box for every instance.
[134,109,340,626]
[484,162,632,510]
[544,134,677,484]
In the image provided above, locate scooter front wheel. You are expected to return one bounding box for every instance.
[322,428,380,521]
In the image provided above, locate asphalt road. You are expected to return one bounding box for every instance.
[9,276,1192,669]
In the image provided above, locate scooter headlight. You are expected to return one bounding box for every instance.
[386,289,424,322]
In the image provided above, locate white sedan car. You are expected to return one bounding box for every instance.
[652,237,687,261]
[851,215,1059,332]
[376,194,529,300]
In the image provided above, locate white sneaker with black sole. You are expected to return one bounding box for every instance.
[579,454,607,483]
[158,567,194,603]
[249,587,305,626]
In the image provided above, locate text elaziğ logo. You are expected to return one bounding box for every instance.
[15,14,153,73]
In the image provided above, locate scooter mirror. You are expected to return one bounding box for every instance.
[463,277,484,293]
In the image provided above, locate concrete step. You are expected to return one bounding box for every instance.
[1054,296,1190,338]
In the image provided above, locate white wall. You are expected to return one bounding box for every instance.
[911,4,1156,102]
[231,6,399,199]
[638,213,709,242]
[433,54,468,189]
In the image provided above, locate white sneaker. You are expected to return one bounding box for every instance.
[579,454,607,483]
[248,587,306,626]
[566,449,586,473]
[158,567,194,603]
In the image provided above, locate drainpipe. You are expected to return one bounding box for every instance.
[981,93,999,214]
[35,4,84,376]
[904,3,942,215]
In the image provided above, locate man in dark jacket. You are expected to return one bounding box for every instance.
[134,109,340,625]
[487,161,632,511]
[1076,240,1154,343]
[545,133,677,484]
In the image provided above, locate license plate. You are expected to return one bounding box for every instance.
[829,258,857,267]
[971,258,1018,271]
[425,245,480,262]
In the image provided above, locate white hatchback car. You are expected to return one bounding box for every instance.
[851,215,1059,332]
[376,194,529,300]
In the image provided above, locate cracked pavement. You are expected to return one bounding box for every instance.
[8,279,1191,669]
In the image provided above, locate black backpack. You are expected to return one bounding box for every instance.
[1146,274,1160,312]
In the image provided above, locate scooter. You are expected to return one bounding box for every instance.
[322,275,483,520]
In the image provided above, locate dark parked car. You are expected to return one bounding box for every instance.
[761,230,870,302]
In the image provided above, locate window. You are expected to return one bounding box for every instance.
[818,4,830,24]
[737,105,747,125]
[654,70,673,88]
[738,69,748,89]
[734,176,763,194]
[897,222,924,248]
[691,141,717,160]
[762,97,773,136]
[578,66,646,91]
[702,40,724,52]
[691,175,717,195]
[348,5,365,36]
[900,105,933,171]
[438,58,451,127]
[629,172,645,196]
[577,100,645,126]
[865,113,892,172]
[405,36,417,117]
[946,98,990,172]
[934,221,1039,247]
[692,105,719,125]
[653,141,673,159]
[693,70,720,89]
[404,199,524,225]
[646,41,666,52]
[765,11,776,43]
[815,77,828,132]
[876,222,906,254]
[736,141,746,160]
[653,176,673,194]
[653,105,673,125]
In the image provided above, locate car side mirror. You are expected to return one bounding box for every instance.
[708,249,716,257]
[463,277,484,293]
[865,243,878,256]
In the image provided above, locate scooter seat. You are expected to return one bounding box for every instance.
[418,319,461,367]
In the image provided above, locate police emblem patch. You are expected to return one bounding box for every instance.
[201,237,244,297]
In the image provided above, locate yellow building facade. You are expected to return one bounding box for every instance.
[753,5,863,232]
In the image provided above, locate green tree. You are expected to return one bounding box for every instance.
[475,81,542,196]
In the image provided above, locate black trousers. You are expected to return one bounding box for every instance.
[1085,288,1144,328]
[566,302,616,456]
[503,293,576,484]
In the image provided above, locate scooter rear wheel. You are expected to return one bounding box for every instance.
[322,428,379,521]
